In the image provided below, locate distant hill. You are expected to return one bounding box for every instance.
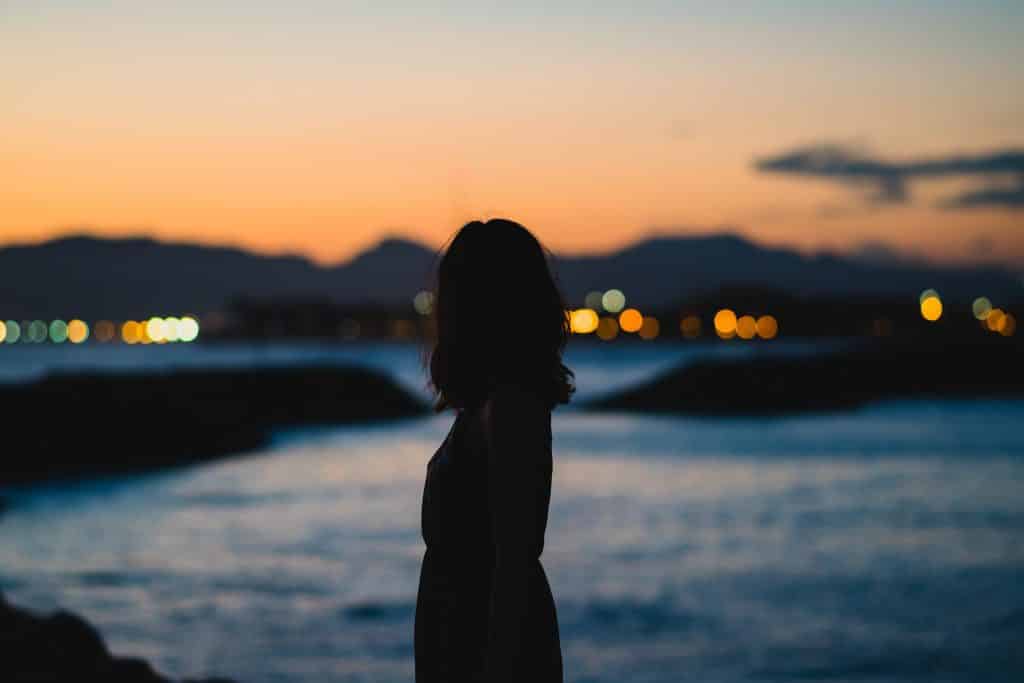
[0,232,1020,319]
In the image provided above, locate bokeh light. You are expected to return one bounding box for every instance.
[413,290,434,316]
[146,317,168,343]
[570,308,599,334]
[596,317,619,341]
[95,320,115,342]
[756,315,779,340]
[28,320,48,343]
[972,297,993,320]
[736,315,757,340]
[1000,313,1016,337]
[919,288,940,304]
[639,316,660,340]
[584,291,604,310]
[602,289,626,314]
[2,320,18,344]
[0,320,5,344]
[986,309,1006,333]
[121,320,141,344]
[619,308,643,333]
[680,315,701,339]
[49,319,68,343]
[67,319,89,344]
[163,317,181,342]
[178,316,200,342]
[714,309,737,338]
[920,295,943,322]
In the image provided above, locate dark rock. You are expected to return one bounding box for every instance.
[0,364,428,487]
[589,336,1024,415]
[0,591,233,682]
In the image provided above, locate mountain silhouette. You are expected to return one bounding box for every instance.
[0,232,1019,319]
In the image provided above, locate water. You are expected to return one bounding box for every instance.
[2,343,1023,682]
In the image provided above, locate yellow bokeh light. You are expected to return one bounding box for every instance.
[714,309,737,338]
[67,319,89,344]
[596,316,619,341]
[570,308,600,334]
[639,316,660,340]
[919,288,940,304]
[680,315,701,338]
[736,315,757,339]
[619,308,643,333]
[146,317,167,342]
[178,316,200,342]
[756,315,778,340]
[163,317,181,342]
[0,320,5,344]
[121,320,140,344]
[920,296,943,322]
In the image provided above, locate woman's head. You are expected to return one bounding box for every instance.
[428,219,574,411]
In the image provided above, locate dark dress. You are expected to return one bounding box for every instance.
[415,385,563,683]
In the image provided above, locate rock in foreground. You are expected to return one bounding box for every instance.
[0,364,428,487]
[0,591,234,683]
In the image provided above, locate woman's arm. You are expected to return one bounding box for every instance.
[482,384,551,682]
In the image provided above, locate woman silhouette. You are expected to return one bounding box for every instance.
[415,219,572,682]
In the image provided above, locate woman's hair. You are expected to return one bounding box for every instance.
[428,219,574,411]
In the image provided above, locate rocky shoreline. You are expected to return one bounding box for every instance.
[588,336,1024,415]
[0,591,235,682]
[0,364,428,487]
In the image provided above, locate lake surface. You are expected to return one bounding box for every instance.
[2,342,1023,682]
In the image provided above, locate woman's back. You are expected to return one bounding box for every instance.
[415,385,562,683]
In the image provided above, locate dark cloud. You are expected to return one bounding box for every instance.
[942,184,1024,209]
[755,144,1024,210]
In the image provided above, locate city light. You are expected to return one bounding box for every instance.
[570,308,600,334]
[178,316,200,342]
[680,315,701,339]
[1001,313,1016,337]
[736,315,757,340]
[596,316,619,341]
[4,321,20,343]
[146,317,168,343]
[619,308,643,333]
[413,290,434,316]
[94,321,115,342]
[49,320,68,343]
[584,291,604,310]
[122,321,141,344]
[985,309,1005,332]
[756,315,779,340]
[920,291,943,322]
[639,316,660,340]
[602,289,626,314]
[67,319,89,344]
[972,297,993,320]
[28,320,48,343]
[714,309,737,338]
[163,317,181,342]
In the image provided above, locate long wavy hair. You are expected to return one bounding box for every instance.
[428,219,574,412]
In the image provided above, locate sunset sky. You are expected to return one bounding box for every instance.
[4,1,1023,265]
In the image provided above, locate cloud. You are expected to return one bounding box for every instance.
[754,144,1024,210]
[942,184,1024,209]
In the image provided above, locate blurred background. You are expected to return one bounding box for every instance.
[1,2,1022,681]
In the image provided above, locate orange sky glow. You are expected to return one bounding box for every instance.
[3,2,1022,266]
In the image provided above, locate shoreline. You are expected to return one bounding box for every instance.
[0,364,428,489]
[587,337,1024,415]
